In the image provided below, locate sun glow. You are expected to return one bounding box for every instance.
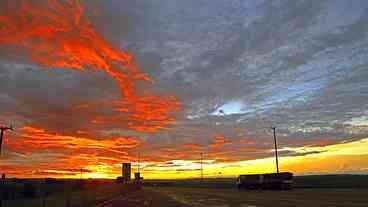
[135,138,368,179]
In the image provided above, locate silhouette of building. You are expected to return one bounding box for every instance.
[122,163,131,183]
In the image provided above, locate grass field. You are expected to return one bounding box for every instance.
[150,187,368,207]
[1,183,132,207]
[143,174,368,189]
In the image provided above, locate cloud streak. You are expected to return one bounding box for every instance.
[0,0,180,133]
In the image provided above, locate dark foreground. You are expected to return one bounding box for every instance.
[95,188,188,207]
[3,175,368,207]
[3,187,368,207]
[149,187,368,207]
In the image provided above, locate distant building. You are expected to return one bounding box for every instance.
[122,163,131,183]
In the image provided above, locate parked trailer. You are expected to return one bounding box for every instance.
[237,172,293,190]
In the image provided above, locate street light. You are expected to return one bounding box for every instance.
[271,126,279,174]
[0,125,13,155]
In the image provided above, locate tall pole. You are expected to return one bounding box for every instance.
[0,125,12,207]
[272,127,279,174]
[200,152,203,182]
[0,130,3,155]
[0,125,13,155]
[137,152,140,173]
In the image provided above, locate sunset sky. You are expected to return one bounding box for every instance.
[1,0,368,179]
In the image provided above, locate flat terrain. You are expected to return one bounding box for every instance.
[4,186,368,207]
[95,189,189,207]
[3,175,368,207]
[2,182,133,207]
[149,187,368,207]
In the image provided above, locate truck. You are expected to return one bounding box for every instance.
[237,172,293,190]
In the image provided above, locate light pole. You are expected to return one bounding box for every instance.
[0,125,12,207]
[200,152,203,182]
[271,127,279,174]
[0,125,13,155]
[137,152,140,173]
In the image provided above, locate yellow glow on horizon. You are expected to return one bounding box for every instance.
[53,137,368,180]
[136,137,368,179]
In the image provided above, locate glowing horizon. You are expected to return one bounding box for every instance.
[2,125,368,179]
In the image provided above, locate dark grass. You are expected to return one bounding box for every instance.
[149,187,368,207]
[1,180,137,207]
[143,174,368,189]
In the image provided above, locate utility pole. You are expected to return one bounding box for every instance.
[0,125,12,207]
[200,152,203,182]
[0,125,13,155]
[137,152,140,173]
[271,127,279,174]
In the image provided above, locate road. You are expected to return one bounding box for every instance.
[95,187,368,207]
[95,188,189,207]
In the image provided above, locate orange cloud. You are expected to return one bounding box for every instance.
[2,125,141,178]
[0,0,180,133]
[182,143,203,151]
[7,126,141,154]
[210,134,232,149]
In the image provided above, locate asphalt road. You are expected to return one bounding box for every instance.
[95,189,189,207]
[95,187,368,207]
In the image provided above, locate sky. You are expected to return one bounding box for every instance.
[0,0,368,179]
